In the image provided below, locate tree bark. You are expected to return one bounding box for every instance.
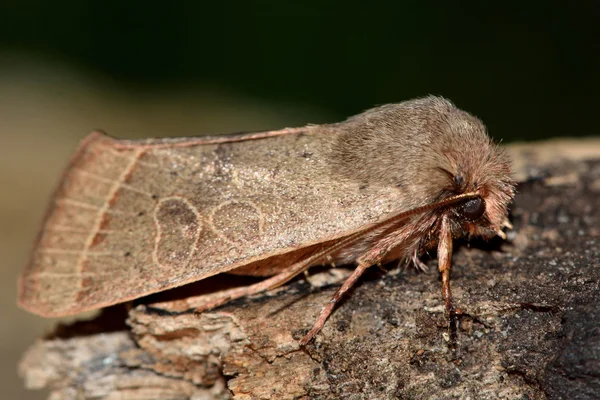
[20,138,600,400]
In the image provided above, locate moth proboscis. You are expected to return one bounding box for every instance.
[18,96,515,346]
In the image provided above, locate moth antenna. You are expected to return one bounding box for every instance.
[503,220,513,230]
[270,192,480,293]
[266,231,369,291]
[188,190,486,340]
[397,191,481,220]
[298,191,484,344]
[496,229,507,240]
[189,253,334,313]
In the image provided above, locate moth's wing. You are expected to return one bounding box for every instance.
[19,129,406,317]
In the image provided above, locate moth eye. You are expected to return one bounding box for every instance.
[458,197,485,221]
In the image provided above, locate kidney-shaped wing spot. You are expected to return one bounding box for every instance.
[208,200,265,245]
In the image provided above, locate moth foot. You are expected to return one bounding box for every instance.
[412,254,429,272]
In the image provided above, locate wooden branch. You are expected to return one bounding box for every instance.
[20,139,600,399]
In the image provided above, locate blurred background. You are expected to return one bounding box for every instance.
[1,2,598,399]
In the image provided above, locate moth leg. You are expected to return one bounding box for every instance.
[160,236,368,314]
[411,251,429,272]
[187,264,318,312]
[438,214,458,347]
[300,261,370,346]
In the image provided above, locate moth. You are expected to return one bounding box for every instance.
[18,96,515,345]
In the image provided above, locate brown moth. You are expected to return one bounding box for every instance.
[18,96,515,345]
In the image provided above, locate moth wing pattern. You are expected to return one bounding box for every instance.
[18,128,407,317]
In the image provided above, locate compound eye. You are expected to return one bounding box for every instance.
[459,197,485,221]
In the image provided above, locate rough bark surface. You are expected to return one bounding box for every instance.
[19,139,600,400]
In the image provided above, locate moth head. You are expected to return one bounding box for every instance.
[330,95,516,239]
[438,145,515,241]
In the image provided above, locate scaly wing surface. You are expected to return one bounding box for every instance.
[19,128,406,316]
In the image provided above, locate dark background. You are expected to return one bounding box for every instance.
[1,2,598,399]
[1,2,598,139]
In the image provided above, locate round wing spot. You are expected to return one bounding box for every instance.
[210,201,264,244]
[153,197,202,268]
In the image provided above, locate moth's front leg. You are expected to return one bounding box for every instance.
[149,259,319,314]
[438,214,459,350]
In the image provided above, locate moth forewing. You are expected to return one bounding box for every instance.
[19,96,515,347]
[18,127,408,317]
